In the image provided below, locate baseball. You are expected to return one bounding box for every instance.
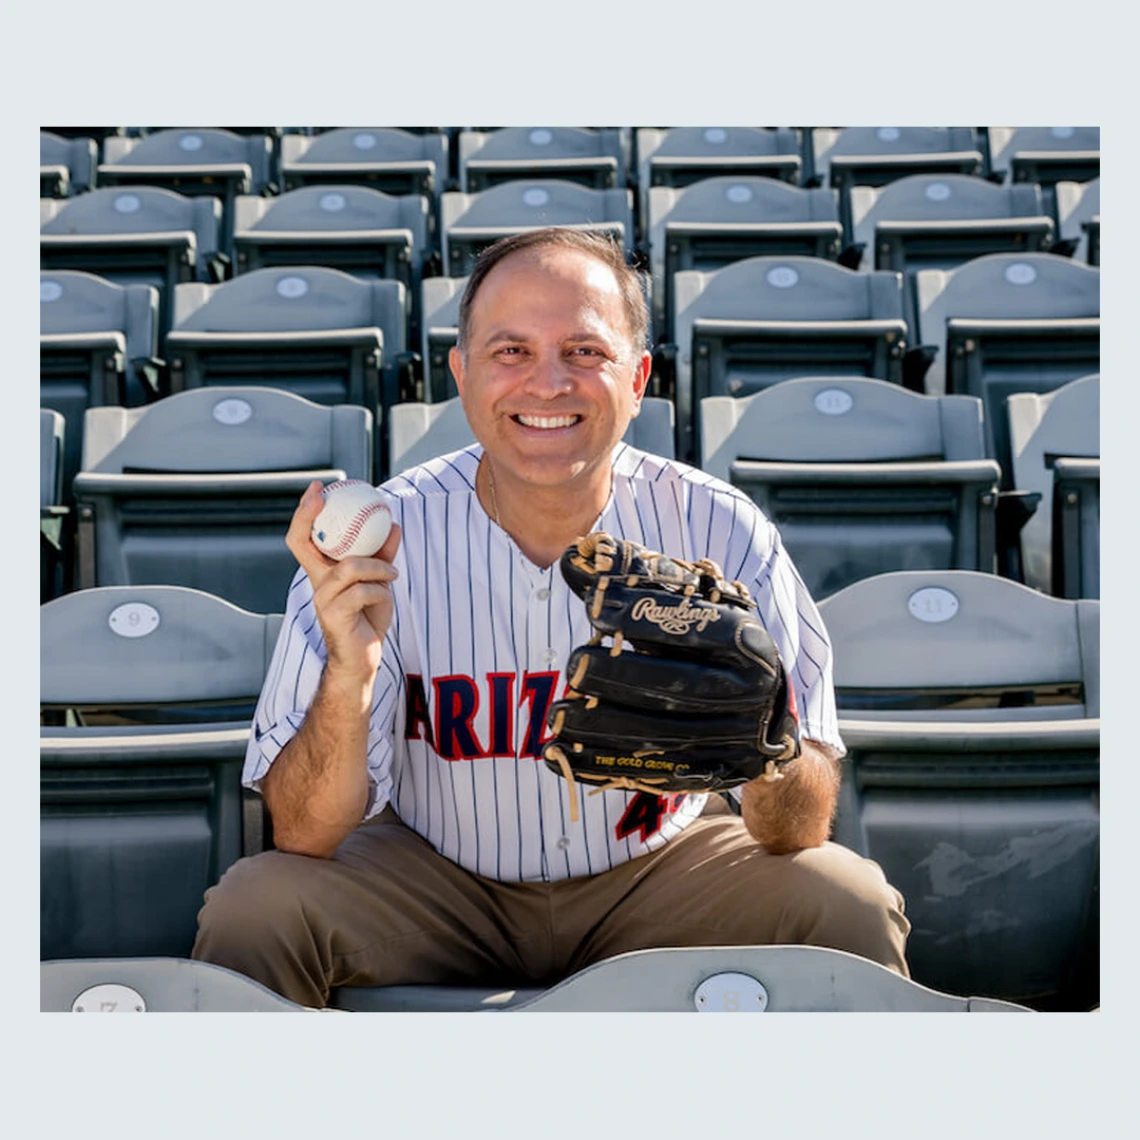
[311,480,393,561]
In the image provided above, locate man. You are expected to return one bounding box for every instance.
[193,228,909,1008]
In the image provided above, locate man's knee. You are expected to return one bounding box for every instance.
[194,850,321,953]
[776,843,911,973]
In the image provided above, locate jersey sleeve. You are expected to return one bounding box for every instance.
[242,565,401,820]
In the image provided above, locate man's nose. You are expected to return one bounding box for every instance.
[522,349,574,397]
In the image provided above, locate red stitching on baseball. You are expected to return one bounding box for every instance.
[323,498,389,559]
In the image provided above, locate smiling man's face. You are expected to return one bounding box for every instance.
[449,245,651,493]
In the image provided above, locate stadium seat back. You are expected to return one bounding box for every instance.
[73,386,372,614]
[279,128,448,195]
[41,584,283,960]
[1056,178,1100,266]
[820,569,1099,1008]
[440,180,634,276]
[1008,374,1100,597]
[458,127,627,192]
[700,378,999,598]
[914,253,1099,481]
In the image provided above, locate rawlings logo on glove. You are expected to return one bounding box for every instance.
[544,532,801,820]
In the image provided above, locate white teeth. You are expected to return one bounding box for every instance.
[516,414,579,429]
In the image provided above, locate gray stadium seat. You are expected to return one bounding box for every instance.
[231,185,431,349]
[457,127,628,192]
[987,127,1100,224]
[635,128,801,237]
[670,255,907,463]
[848,174,1055,338]
[40,270,161,497]
[820,569,1099,1009]
[41,409,68,603]
[279,128,449,196]
[440,180,634,277]
[812,127,984,241]
[331,944,1031,1012]
[163,266,409,473]
[647,176,843,340]
[1056,178,1100,266]
[40,186,224,339]
[912,253,1100,483]
[40,584,283,960]
[97,128,275,259]
[420,275,467,401]
[72,386,372,613]
[700,377,1000,598]
[41,958,313,1012]
[1007,374,1100,598]
[231,184,430,288]
[388,395,676,474]
[41,130,96,197]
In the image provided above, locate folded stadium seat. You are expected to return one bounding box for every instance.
[1007,374,1100,598]
[634,128,802,242]
[388,394,676,474]
[72,386,373,613]
[96,128,275,261]
[41,409,69,603]
[279,128,449,197]
[231,185,431,350]
[847,174,1055,338]
[41,130,97,197]
[911,252,1100,484]
[456,127,628,192]
[1055,178,1100,267]
[699,377,1000,598]
[420,275,467,401]
[646,176,844,340]
[669,255,907,464]
[439,180,635,277]
[811,127,984,244]
[40,270,162,500]
[40,584,284,961]
[40,186,225,340]
[163,266,409,473]
[820,569,1099,1010]
[987,127,1100,226]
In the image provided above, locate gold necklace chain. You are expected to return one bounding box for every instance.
[485,457,502,527]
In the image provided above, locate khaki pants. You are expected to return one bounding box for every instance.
[192,806,910,1009]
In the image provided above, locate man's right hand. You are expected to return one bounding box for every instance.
[285,480,403,682]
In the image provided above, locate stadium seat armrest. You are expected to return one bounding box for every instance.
[996,489,1042,583]
[837,242,865,271]
[902,345,938,393]
[130,356,167,400]
[206,252,232,284]
[1049,238,1079,259]
[650,343,678,401]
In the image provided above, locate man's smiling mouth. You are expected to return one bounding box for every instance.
[512,414,582,429]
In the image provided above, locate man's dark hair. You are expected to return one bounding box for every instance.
[455,227,650,357]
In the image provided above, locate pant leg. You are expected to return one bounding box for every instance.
[192,808,554,1008]
[553,816,911,977]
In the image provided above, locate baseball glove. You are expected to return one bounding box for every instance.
[543,532,800,818]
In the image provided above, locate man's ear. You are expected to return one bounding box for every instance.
[629,349,652,415]
[448,345,466,397]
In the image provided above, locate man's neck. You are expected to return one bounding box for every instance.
[480,458,611,570]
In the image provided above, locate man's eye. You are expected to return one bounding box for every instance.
[572,346,603,357]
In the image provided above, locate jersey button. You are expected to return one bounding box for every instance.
[557,836,570,850]
[543,648,558,664]
[536,587,551,601]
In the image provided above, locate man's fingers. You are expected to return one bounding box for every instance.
[376,521,402,564]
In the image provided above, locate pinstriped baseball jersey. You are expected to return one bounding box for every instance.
[245,442,845,883]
